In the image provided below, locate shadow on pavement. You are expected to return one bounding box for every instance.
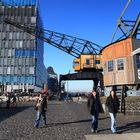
[42,117,109,128]
[0,106,30,123]
[43,119,91,128]
[99,117,110,120]
[118,121,140,133]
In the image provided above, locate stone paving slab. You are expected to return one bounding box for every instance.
[85,133,140,140]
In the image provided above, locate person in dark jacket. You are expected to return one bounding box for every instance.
[34,92,48,128]
[6,93,11,109]
[87,87,103,133]
[106,90,120,133]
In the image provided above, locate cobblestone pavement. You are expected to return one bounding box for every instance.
[0,101,140,140]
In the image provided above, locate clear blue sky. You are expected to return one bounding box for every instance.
[39,0,140,92]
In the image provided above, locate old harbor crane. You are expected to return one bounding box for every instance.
[3,18,104,92]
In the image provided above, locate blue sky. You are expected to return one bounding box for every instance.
[39,0,140,92]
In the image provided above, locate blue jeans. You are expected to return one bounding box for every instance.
[91,113,99,130]
[35,111,47,127]
[109,112,116,133]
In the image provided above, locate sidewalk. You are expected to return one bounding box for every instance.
[85,133,140,140]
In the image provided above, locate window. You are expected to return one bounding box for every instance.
[19,41,23,48]
[9,32,13,39]
[18,58,22,66]
[25,67,29,75]
[29,67,34,75]
[136,54,140,69]
[0,76,3,82]
[14,67,18,74]
[8,49,12,57]
[11,58,15,66]
[15,50,35,57]
[0,67,3,74]
[108,60,114,72]
[0,58,3,66]
[10,67,14,75]
[4,58,7,66]
[86,59,90,65]
[95,60,100,64]
[16,41,19,48]
[73,61,79,67]
[31,17,36,24]
[12,76,18,83]
[117,59,124,70]
[7,67,11,74]
[7,58,11,65]
[22,67,26,75]
[0,49,4,57]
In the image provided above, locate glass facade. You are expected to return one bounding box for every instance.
[0,0,47,93]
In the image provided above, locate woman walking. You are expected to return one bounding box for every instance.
[106,90,120,134]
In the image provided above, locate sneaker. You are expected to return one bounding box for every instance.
[91,128,94,133]
[34,124,39,128]
[94,130,98,133]
[112,131,117,134]
[43,124,47,127]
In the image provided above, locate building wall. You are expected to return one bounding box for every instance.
[102,38,138,86]
[0,0,47,93]
[132,39,140,83]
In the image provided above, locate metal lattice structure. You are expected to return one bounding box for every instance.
[0,0,102,58]
[5,19,103,57]
[111,0,140,43]
[3,19,103,57]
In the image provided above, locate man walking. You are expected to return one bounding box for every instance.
[34,92,47,128]
[87,87,103,133]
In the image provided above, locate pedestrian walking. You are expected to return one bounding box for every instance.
[105,90,120,134]
[6,93,11,108]
[11,94,17,107]
[34,92,47,128]
[87,87,103,133]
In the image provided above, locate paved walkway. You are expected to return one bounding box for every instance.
[0,101,140,140]
[85,133,140,140]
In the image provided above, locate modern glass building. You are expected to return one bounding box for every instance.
[0,0,47,93]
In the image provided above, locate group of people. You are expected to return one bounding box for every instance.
[34,88,120,134]
[87,87,120,134]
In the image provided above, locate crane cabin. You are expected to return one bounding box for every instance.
[102,37,140,96]
[73,54,103,72]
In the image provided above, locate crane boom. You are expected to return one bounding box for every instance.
[4,19,103,58]
[111,0,140,42]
